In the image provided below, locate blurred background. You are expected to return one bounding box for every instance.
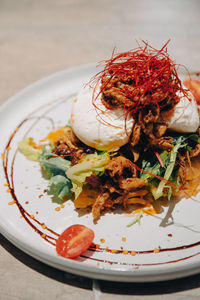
[1,1,200,299]
[0,0,200,103]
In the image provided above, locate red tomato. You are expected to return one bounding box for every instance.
[56,224,95,259]
[183,78,200,105]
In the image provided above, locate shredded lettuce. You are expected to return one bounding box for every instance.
[38,146,72,200]
[127,211,143,227]
[152,136,186,200]
[49,175,72,200]
[18,138,39,161]
[141,150,169,182]
[19,141,109,202]
[66,152,109,199]
[140,133,200,200]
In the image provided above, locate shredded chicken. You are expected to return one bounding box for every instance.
[53,128,94,164]
[119,178,145,191]
[105,156,137,178]
[190,144,200,158]
[131,124,141,147]
[154,124,168,138]
[92,192,110,220]
[178,155,187,185]
[101,75,179,110]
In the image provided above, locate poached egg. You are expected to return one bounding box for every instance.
[71,84,199,152]
[168,89,199,133]
[71,85,134,151]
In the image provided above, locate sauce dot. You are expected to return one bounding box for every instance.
[8,200,16,205]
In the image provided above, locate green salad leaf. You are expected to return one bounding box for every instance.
[38,146,72,200]
[49,175,72,200]
[38,146,71,176]
[66,152,109,199]
[152,136,186,200]
[140,132,200,200]
[18,138,39,161]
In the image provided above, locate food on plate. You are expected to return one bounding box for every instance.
[19,41,200,221]
[167,88,199,133]
[56,224,95,259]
[71,85,134,151]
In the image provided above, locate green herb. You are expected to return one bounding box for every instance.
[153,136,186,200]
[140,132,200,200]
[127,211,143,227]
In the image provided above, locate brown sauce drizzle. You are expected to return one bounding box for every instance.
[2,91,200,267]
[89,240,200,255]
[3,119,58,246]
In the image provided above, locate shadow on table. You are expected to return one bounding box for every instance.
[1,232,200,295]
[0,233,92,290]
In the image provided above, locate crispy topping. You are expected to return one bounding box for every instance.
[91,40,188,113]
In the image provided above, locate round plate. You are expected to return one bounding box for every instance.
[1,64,200,282]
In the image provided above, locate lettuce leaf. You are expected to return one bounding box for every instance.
[38,146,72,200]
[66,152,109,199]
[38,146,71,176]
[18,138,39,161]
[49,175,72,200]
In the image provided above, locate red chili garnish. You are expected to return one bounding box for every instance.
[129,160,195,201]
[56,224,95,259]
[129,160,168,184]
[154,151,165,168]
[90,40,189,117]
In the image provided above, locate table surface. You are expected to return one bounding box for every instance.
[1,0,200,299]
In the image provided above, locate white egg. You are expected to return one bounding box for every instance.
[71,85,134,151]
[168,89,199,133]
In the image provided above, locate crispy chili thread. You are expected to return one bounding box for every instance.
[154,151,165,168]
[90,40,190,119]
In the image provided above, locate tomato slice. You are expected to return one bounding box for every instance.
[183,78,200,105]
[56,224,95,259]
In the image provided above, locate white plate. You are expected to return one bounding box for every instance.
[1,64,200,282]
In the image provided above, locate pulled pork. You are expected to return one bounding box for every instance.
[101,76,179,110]
[92,156,145,219]
[101,75,180,154]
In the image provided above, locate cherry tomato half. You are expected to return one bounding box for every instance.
[56,224,95,259]
[183,78,200,105]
